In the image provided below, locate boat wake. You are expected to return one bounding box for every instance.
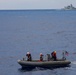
[65,67,76,72]
[71,61,76,64]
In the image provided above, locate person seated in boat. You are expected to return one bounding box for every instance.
[62,51,66,60]
[40,53,43,61]
[26,52,32,61]
[46,54,51,61]
[51,51,57,61]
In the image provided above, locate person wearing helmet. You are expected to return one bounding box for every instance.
[26,52,32,61]
[53,51,57,61]
[40,53,43,61]
[51,51,57,61]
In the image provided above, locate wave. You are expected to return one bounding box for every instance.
[71,61,76,64]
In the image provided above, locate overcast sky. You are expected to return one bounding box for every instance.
[0,0,76,10]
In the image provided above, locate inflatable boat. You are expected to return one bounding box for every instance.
[17,59,71,69]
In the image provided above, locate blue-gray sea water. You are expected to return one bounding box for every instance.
[0,10,76,75]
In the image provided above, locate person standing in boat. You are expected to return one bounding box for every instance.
[51,51,54,59]
[26,52,32,61]
[40,53,43,61]
[51,51,57,61]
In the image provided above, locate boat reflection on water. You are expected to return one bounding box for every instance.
[18,67,48,72]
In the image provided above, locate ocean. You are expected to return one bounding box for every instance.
[0,10,76,75]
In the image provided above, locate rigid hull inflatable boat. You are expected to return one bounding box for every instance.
[18,59,71,69]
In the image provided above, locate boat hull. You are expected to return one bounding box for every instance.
[18,60,71,69]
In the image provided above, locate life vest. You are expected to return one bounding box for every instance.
[53,52,56,57]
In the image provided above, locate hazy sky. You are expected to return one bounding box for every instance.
[0,0,76,10]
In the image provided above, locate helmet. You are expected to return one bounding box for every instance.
[27,52,30,54]
[54,51,56,54]
[40,53,43,56]
[54,51,56,53]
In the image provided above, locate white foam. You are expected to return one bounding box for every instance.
[71,61,76,64]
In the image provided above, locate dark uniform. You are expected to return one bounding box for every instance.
[26,52,32,61]
[51,51,57,61]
